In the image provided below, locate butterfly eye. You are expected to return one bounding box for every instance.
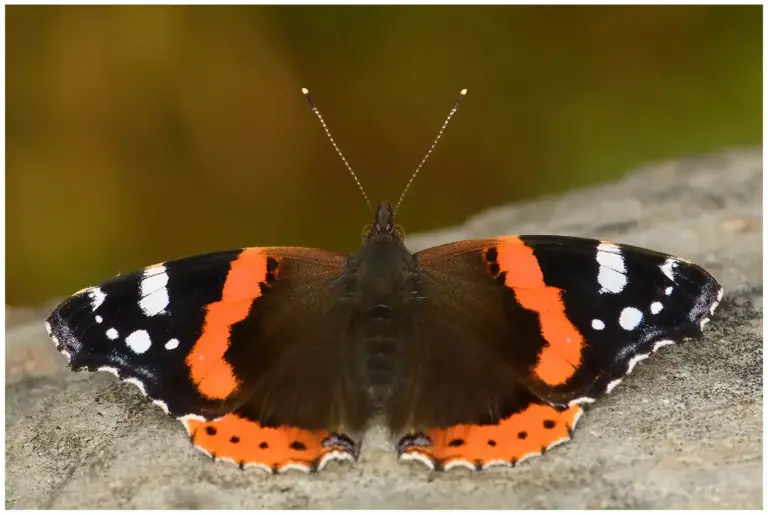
[361,224,373,242]
[393,224,406,239]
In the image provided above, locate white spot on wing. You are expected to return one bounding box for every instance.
[89,287,106,311]
[95,315,103,323]
[106,328,119,340]
[592,319,605,330]
[700,317,710,330]
[660,258,677,281]
[140,289,169,317]
[125,330,152,354]
[165,338,179,350]
[44,321,52,336]
[650,301,663,314]
[716,288,724,302]
[653,339,675,352]
[619,307,643,330]
[665,286,673,295]
[139,266,169,316]
[596,242,627,294]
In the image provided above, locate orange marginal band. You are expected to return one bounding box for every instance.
[409,403,582,467]
[495,236,584,386]
[186,248,270,399]
[185,414,336,470]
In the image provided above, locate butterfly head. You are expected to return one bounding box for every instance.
[362,201,404,244]
[354,201,415,304]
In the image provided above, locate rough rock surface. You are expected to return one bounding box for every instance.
[6,148,762,509]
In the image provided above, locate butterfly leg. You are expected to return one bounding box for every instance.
[397,402,583,471]
[182,414,359,473]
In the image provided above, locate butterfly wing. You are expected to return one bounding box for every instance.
[397,235,722,470]
[46,246,363,472]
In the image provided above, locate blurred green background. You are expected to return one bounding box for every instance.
[7,5,761,306]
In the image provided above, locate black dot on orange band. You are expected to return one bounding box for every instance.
[230,435,240,444]
[517,431,528,440]
[290,441,307,451]
[448,439,464,447]
[489,262,501,276]
[543,420,556,429]
[266,256,279,273]
[205,426,217,436]
[485,247,498,262]
[259,442,268,449]
[487,439,497,447]
[496,271,507,284]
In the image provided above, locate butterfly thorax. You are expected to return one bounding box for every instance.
[345,202,421,408]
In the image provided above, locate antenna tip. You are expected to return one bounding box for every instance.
[460,88,468,96]
[301,87,309,95]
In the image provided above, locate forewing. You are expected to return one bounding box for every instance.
[46,246,356,423]
[412,235,723,411]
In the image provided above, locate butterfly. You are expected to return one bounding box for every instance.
[46,89,723,473]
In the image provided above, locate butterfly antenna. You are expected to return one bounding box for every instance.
[394,88,467,214]
[302,87,373,213]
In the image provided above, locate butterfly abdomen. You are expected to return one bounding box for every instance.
[346,237,421,409]
[351,308,407,408]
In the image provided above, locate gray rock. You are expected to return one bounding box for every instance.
[6,148,762,509]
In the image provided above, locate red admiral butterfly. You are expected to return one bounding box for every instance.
[46,89,723,473]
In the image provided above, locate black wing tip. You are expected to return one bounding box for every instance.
[45,302,98,372]
[44,286,108,363]
[45,312,73,355]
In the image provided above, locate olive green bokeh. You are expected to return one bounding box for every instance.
[7,5,761,306]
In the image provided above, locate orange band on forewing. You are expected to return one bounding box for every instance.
[186,249,269,399]
[496,237,584,386]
